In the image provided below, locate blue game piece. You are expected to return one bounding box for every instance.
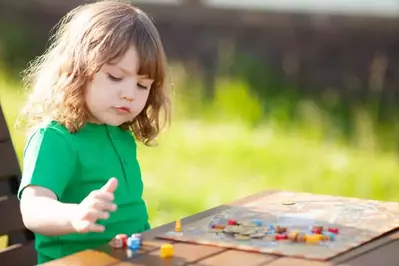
[251,219,263,226]
[127,237,140,250]
[323,232,336,241]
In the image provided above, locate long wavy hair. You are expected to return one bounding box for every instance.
[20,0,171,145]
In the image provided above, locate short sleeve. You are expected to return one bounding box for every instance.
[18,127,77,200]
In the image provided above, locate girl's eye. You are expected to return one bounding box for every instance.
[107,74,123,82]
[137,83,149,90]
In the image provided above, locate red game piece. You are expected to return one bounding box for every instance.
[328,227,339,234]
[116,234,128,247]
[228,219,237,225]
[312,228,322,234]
[275,234,288,240]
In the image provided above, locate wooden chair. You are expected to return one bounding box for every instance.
[0,104,36,265]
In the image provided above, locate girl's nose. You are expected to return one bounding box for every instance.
[121,95,134,102]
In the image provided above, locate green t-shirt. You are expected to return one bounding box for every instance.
[18,121,150,264]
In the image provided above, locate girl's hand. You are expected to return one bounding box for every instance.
[71,177,118,233]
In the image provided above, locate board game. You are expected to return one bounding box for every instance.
[157,191,399,261]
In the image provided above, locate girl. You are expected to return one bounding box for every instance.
[17,0,171,264]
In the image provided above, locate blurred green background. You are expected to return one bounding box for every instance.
[1,1,399,232]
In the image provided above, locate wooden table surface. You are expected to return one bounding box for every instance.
[43,190,399,266]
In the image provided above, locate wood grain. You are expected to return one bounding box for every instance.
[42,250,120,266]
[192,249,276,266]
[338,239,399,266]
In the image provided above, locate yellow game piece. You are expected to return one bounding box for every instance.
[160,243,174,258]
[175,219,182,232]
[305,234,320,244]
[314,234,324,241]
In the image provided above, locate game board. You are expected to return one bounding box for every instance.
[157,191,399,261]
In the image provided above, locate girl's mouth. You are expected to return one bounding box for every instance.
[113,106,131,114]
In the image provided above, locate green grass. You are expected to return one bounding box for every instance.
[1,68,399,231]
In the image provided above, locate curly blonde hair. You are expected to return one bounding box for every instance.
[20,0,171,145]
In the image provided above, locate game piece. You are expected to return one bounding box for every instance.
[313,234,324,241]
[328,227,339,234]
[297,233,307,242]
[312,228,322,234]
[160,243,174,258]
[175,219,182,232]
[288,231,299,241]
[275,234,288,241]
[275,226,287,234]
[208,228,223,233]
[131,234,142,241]
[127,236,140,250]
[109,234,128,248]
[251,219,263,226]
[305,234,321,244]
[117,234,128,246]
[228,219,237,225]
[312,226,323,234]
[209,221,217,228]
[323,232,336,241]
[215,224,225,230]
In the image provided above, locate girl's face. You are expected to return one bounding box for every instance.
[84,46,154,126]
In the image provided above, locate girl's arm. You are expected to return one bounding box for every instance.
[20,178,118,236]
[20,186,78,236]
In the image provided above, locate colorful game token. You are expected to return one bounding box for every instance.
[175,219,182,232]
[251,219,263,227]
[288,231,299,241]
[323,232,336,241]
[312,227,323,234]
[297,233,307,242]
[275,226,287,234]
[275,234,288,241]
[305,234,321,244]
[127,236,140,250]
[111,234,127,248]
[160,244,174,258]
[208,228,223,233]
[328,227,339,234]
[228,219,237,225]
[214,224,226,230]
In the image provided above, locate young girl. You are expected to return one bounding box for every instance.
[17,0,171,263]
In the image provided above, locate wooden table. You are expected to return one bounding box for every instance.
[43,190,399,266]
